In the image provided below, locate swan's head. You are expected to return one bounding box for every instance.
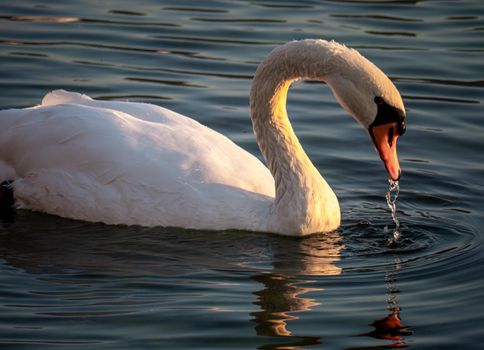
[322,41,406,180]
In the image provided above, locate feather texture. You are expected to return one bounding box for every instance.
[0,40,404,235]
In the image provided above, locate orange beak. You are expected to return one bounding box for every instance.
[371,123,401,181]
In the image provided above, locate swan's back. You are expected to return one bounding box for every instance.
[0,90,274,230]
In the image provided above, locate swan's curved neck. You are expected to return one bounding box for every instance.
[250,41,340,235]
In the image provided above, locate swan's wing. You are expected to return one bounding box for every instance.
[41,89,198,125]
[36,91,274,193]
[0,98,274,229]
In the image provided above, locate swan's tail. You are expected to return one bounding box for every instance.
[42,89,92,106]
[0,180,14,223]
[0,181,13,207]
[0,160,16,184]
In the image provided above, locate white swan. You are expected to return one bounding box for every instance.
[0,39,405,236]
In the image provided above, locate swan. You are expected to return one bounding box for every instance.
[0,39,406,236]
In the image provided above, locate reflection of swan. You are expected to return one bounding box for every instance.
[251,273,322,347]
[251,233,342,347]
[0,39,405,235]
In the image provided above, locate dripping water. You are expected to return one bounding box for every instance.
[385,178,400,246]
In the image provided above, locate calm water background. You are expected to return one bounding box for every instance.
[1,0,483,349]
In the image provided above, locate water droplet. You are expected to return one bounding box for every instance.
[385,178,400,246]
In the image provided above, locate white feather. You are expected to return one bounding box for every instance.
[0,91,274,231]
[0,39,404,235]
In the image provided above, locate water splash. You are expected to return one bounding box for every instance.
[385,178,401,246]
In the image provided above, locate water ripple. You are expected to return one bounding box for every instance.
[124,77,207,88]
[0,39,227,61]
[1,15,179,27]
[150,34,279,46]
[108,10,146,16]
[190,17,287,23]
[330,14,424,23]
[365,30,417,37]
[163,7,229,14]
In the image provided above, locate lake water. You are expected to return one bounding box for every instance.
[1,0,483,348]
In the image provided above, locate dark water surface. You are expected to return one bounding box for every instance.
[1,0,483,349]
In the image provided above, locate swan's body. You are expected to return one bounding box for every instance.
[0,91,275,231]
[0,40,406,236]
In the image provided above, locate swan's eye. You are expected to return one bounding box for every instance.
[374,96,384,105]
[388,126,394,147]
